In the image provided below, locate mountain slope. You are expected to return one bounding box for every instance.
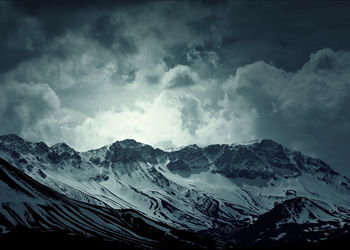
[0,134,350,246]
[0,157,220,249]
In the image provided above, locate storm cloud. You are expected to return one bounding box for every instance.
[1,1,350,176]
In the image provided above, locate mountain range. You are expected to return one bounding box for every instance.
[1,134,350,248]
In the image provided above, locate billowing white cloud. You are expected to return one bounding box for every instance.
[73,92,193,150]
[71,89,255,151]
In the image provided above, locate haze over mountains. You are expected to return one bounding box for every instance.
[1,134,350,248]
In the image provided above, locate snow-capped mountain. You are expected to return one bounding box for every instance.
[1,134,350,247]
[0,157,219,249]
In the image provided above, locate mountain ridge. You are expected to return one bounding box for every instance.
[0,133,350,247]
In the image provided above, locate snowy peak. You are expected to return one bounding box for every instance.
[111,139,147,148]
[257,138,282,148]
[106,140,162,165]
[0,134,25,143]
[51,142,75,153]
[31,141,50,154]
[0,134,27,153]
[252,139,287,160]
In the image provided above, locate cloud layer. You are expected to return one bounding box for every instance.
[1,1,350,176]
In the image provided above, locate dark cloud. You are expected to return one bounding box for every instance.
[0,3,44,73]
[0,0,142,73]
[90,15,116,48]
[213,1,350,74]
[0,80,60,135]
[3,1,350,75]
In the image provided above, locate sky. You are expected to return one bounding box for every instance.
[1,0,350,176]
